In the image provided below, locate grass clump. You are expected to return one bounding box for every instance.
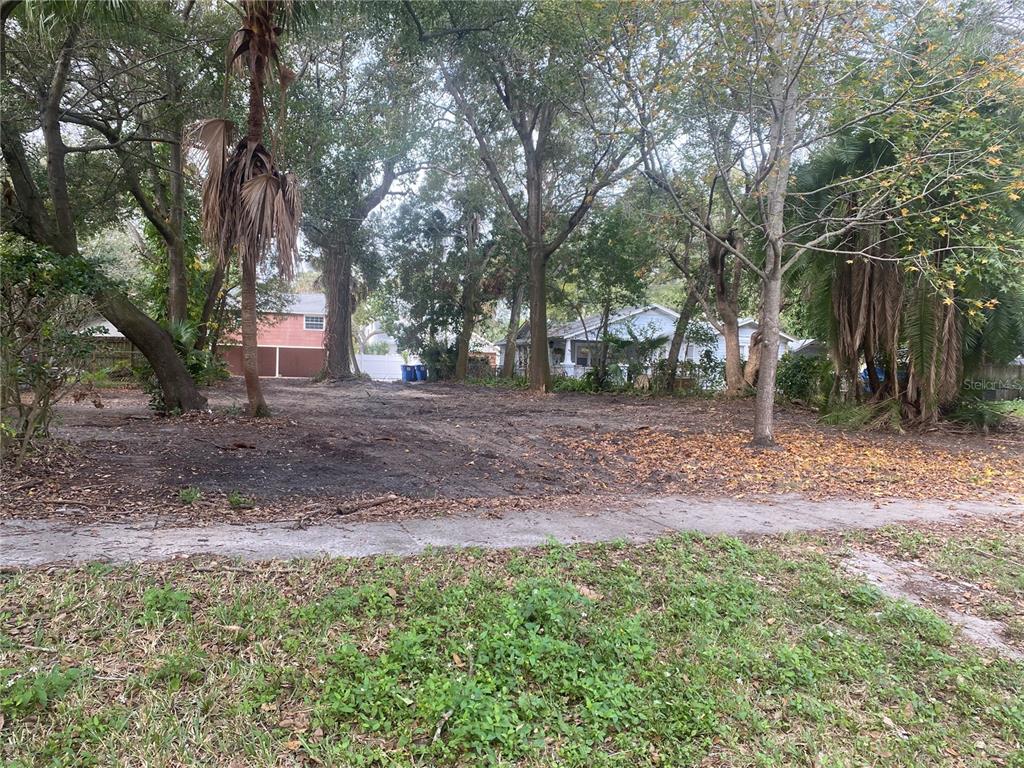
[178,486,202,505]
[227,491,254,509]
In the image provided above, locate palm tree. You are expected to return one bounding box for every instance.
[192,0,302,416]
[794,129,1023,423]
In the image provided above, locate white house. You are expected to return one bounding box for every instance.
[497,305,797,378]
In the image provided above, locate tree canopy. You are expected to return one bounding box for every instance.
[1,0,1021,439]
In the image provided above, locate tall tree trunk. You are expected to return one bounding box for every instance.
[167,137,188,324]
[195,260,227,352]
[96,289,208,412]
[240,256,268,416]
[667,289,700,385]
[721,317,744,395]
[752,35,797,446]
[752,268,783,446]
[502,283,525,378]
[454,278,479,381]
[323,242,354,378]
[527,243,550,391]
[210,281,230,358]
[454,218,488,382]
[708,233,746,396]
[596,304,611,388]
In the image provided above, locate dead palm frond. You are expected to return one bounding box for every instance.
[188,0,302,280]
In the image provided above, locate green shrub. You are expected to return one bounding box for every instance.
[137,319,229,413]
[179,487,202,505]
[776,353,832,405]
[949,398,1018,432]
[1,234,103,465]
[819,402,875,428]
[421,341,457,381]
[819,399,902,431]
[552,374,598,393]
[228,491,254,509]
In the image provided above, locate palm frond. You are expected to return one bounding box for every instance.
[937,300,961,405]
[904,282,937,414]
[186,119,235,253]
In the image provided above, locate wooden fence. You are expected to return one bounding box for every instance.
[86,339,142,374]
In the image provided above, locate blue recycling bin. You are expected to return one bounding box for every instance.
[415,364,427,381]
[400,364,413,383]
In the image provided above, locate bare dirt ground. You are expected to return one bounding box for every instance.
[2,378,1021,526]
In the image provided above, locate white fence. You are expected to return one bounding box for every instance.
[356,353,420,381]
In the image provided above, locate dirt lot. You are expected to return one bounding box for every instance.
[2,378,1021,524]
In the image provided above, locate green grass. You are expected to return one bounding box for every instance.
[844,522,1024,641]
[1,536,1022,766]
[227,491,253,509]
[178,487,202,505]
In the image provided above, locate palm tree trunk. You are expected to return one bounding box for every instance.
[240,256,268,416]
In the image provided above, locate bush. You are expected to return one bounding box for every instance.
[1,235,103,467]
[466,374,530,390]
[776,353,832,405]
[820,399,902,431]
[420,341,457,381]
[949,398,1020,433]
[692,349,724,392]
[552,374,598,393]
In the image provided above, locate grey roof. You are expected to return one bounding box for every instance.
[283,293,326,315]
[502,305,799,346]
[515,305,679,343]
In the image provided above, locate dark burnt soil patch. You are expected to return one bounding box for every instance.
[2,378,1021,524]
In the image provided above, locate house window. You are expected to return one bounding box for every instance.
[304,315,325,331]
[576,347,591,367]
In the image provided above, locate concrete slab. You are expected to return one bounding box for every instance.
[0,496,1018,567]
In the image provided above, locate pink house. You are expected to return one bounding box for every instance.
[220,293,327,378]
